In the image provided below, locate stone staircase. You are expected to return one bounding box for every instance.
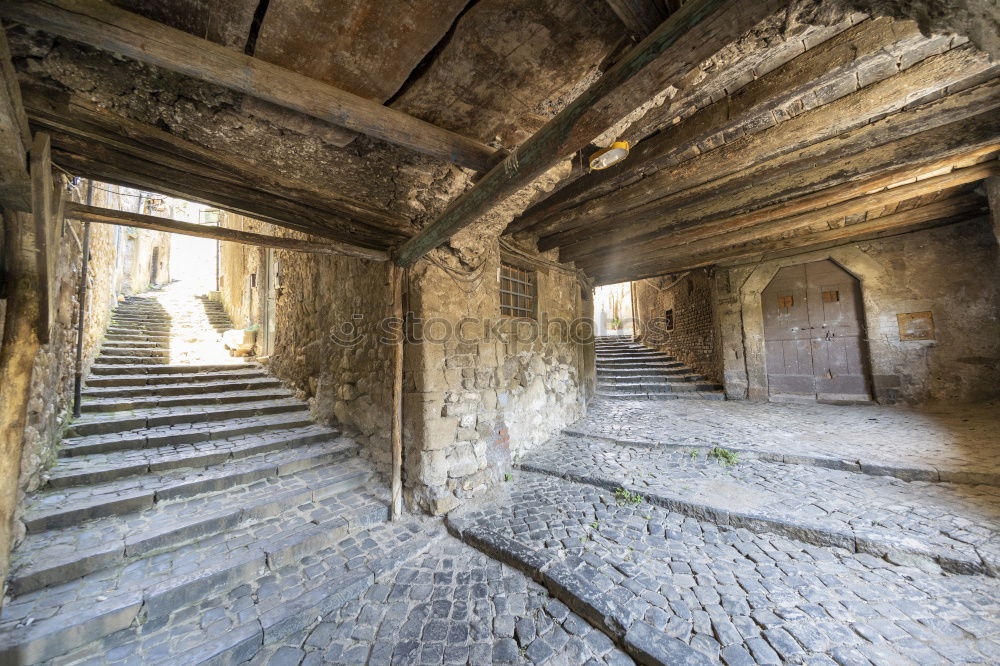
[596,335,725,400]
[0,288,389,665]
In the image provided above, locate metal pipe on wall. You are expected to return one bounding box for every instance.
[72,180,94,417]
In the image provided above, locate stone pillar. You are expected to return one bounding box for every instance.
[986,176,1000,249]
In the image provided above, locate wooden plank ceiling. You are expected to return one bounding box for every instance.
[505,14,1000,284]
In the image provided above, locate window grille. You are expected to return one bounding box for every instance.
[500,262,536,319]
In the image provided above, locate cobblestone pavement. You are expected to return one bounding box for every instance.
[451,472,1000,665]
[568,398,1000,483]
[49,519,635,666]
[520,433,1000,575]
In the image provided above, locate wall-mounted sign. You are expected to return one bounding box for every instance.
[897,311,935,341]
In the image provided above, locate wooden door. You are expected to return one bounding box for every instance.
[761,260,870,403]
[261,249,278,356]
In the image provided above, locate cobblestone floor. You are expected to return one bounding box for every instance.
[568,398,1000,481]
[452,472,1000,665]
[519,434,1000,575]
[252,536,636,666]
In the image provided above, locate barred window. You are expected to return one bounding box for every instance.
[500,262,536,319]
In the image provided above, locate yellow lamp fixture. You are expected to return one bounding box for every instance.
[589,140,630,170]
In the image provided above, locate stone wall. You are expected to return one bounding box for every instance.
[716,217,1000,404]
[217,213,397,478]
[10,180,166,554]
[405,240,594,515]
[633,269,722,382]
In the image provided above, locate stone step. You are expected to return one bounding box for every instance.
[66,398,308,437]
[45,425,341,489]
[98,346,170,357]
[596,380,721,392]
[89,362,256,376]
[82,375,281,398]
[103,333,172,343]
[0,476,388,664]
[80,386,296,413]
[597,390,726,401]
[107,324,172,333]
[18,449,368,567]
[85,367,268,388]
[93,354,171,365]
[596,352,675,361]
[60,411,316,457]
[597,368,693,379]
[596,360,686,369]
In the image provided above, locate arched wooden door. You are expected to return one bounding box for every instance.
[761,260,871,403]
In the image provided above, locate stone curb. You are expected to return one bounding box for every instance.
[561,429,1000,487]
[445,520,709,666]
[515,462,994,578]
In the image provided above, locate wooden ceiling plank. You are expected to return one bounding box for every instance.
[605,0,672,40]
[0,0,501,172]
[533,47,997,242]
[21,88,410,235]
[48,144,401,250]
[546,77,1000,255]
[593,193,985,283]
[577,160,999,271]
[0,28,30,211]
[566,137,1000,265]
[65,202,389,260]
[509,16,936,235]
[393,0,783,266]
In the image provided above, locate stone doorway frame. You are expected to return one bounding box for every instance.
[737,246,890,402]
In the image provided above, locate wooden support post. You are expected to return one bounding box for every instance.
[30,133,55,342]
[64,202,390,261]
[389,263,405,520]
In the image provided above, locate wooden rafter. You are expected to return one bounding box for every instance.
[21,87,411,249]
[579,160,1000,274]
[392,0,783,266]
[508,16,939,235]
[0,0,502,172]
[535,48,998,246]
[64,203,389,261]
[593,193,987,284]
[0,28,30,211]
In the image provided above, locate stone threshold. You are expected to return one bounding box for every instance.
[515,462,997,578]
[562,428,1000,487]
[445,518,710,666]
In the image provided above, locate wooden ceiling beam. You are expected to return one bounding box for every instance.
[532,47,997,243]
[392,0,782,266]
[577,160,1000,272]
[21,86,409,236]
[0,28,30,211]
[509,16,937,235]
[592,193,986,284]
[0,0,501,172]
[548,79,1000,258]
[65,202,389,261]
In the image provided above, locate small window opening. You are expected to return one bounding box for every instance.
[500,262,536,319]
[664,308,674,331]
[822,290,840,303]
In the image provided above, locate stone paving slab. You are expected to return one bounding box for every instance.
[0,479,389,664]
[84,367,270,388]
[450,472,1000,665]
[46,424,341,487]
[519,434,1000,576]
[568,398,1000,484]
[60,411,316,456]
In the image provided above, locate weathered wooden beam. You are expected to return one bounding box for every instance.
[571,146,1000,265]
[606,0,671,40]
[548,82,1000,257]
[393,0,782,266]
[65,202,388,261]
[0,27,30,211]
[0,0,501,172]
[389,263,404,521]
[579,161,999,271]
[30,132,56,342]
[593,193,986,283]
[533,48,997,243]
[509,17,939,235]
